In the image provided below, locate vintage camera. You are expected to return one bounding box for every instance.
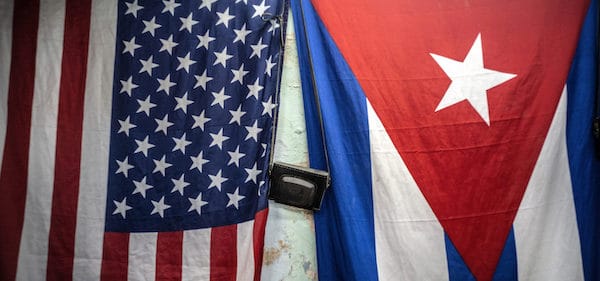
[268,162,330,210]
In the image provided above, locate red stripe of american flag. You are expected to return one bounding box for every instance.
[0,0,40,279]
[46,0,92,280]
[211,224,238,281]
[253,209,268,281]
[156,231,184,281]
[99,209,268,280]
[101,232,129,281]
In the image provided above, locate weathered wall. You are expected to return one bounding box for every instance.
[260,11,319,281]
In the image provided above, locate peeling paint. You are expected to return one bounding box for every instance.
[264,240,292,266]
[302,258,317,281]
[263,248,281,267]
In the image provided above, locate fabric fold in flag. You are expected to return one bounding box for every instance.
[0,0,286,280]
[293,0,600,280]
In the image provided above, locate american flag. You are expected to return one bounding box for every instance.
[0,0,284,280]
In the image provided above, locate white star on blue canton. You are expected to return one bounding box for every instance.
[208,170,227,191]
[159,35,178,55]
[157,74,176,95]
[125,0,143,18]
[213,47,233,68]
[132,176,153,198]
[211,88,231,108]
[151,196,171,218]
[190,151,209,173]
[247,78,263,99]
[262,96,277,117]
[153,155,172,176]
[115,156,134,177]
[216,8,235,28]
[177,53,196,73]
[227,188,245,209]
[118,116,136,136]
[265,56,277,77]
[244,120,262,141]
[194,69,213,91]
[172,133,192,154]
[179,13,198,32]
[134,136,155,157]
[113,198,133,219]
[192,110,210,131]
[250,38,267,59]
[188,193,208,215]
[233,24,251,44]
[199,0,218,11]
[227,146,245,167]
[252,0,270,19]
[171,174,190,195]
[231,63,249,84]
[120,76,137,96]
[209,128,230,149]
[154,114,173,135]
[142,17,161,36]
[162,0,181,15]
[229,105,246,125]
[123,37,141,56]
[244,163,261,183]
[136,96,156,116]
[174,92,193,113]
[139,56,159,76]
[196,30,215,50]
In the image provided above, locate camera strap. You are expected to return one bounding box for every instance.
[268,1,331,176]
[267,3,288,171]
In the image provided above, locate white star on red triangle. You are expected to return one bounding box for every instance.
[430,33,516,125]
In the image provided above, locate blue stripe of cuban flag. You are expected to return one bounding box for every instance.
[568,0,600,280]
[293,0,600,280]
[291,0,377,280]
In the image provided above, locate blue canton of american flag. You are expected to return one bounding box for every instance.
[106,0,283,232]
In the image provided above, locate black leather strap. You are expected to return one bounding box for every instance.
[268,0,331,175]
[296,0,331,173]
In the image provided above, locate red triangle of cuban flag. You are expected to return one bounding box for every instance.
[311,1,589,280]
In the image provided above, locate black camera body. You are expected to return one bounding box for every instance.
[268,162,330,210]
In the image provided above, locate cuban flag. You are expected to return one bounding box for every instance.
[292,0,600,280]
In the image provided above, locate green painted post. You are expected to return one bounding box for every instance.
[260,10,318,281]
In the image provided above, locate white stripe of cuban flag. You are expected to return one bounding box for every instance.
[367,100,450,281]
[513,87,584,281]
